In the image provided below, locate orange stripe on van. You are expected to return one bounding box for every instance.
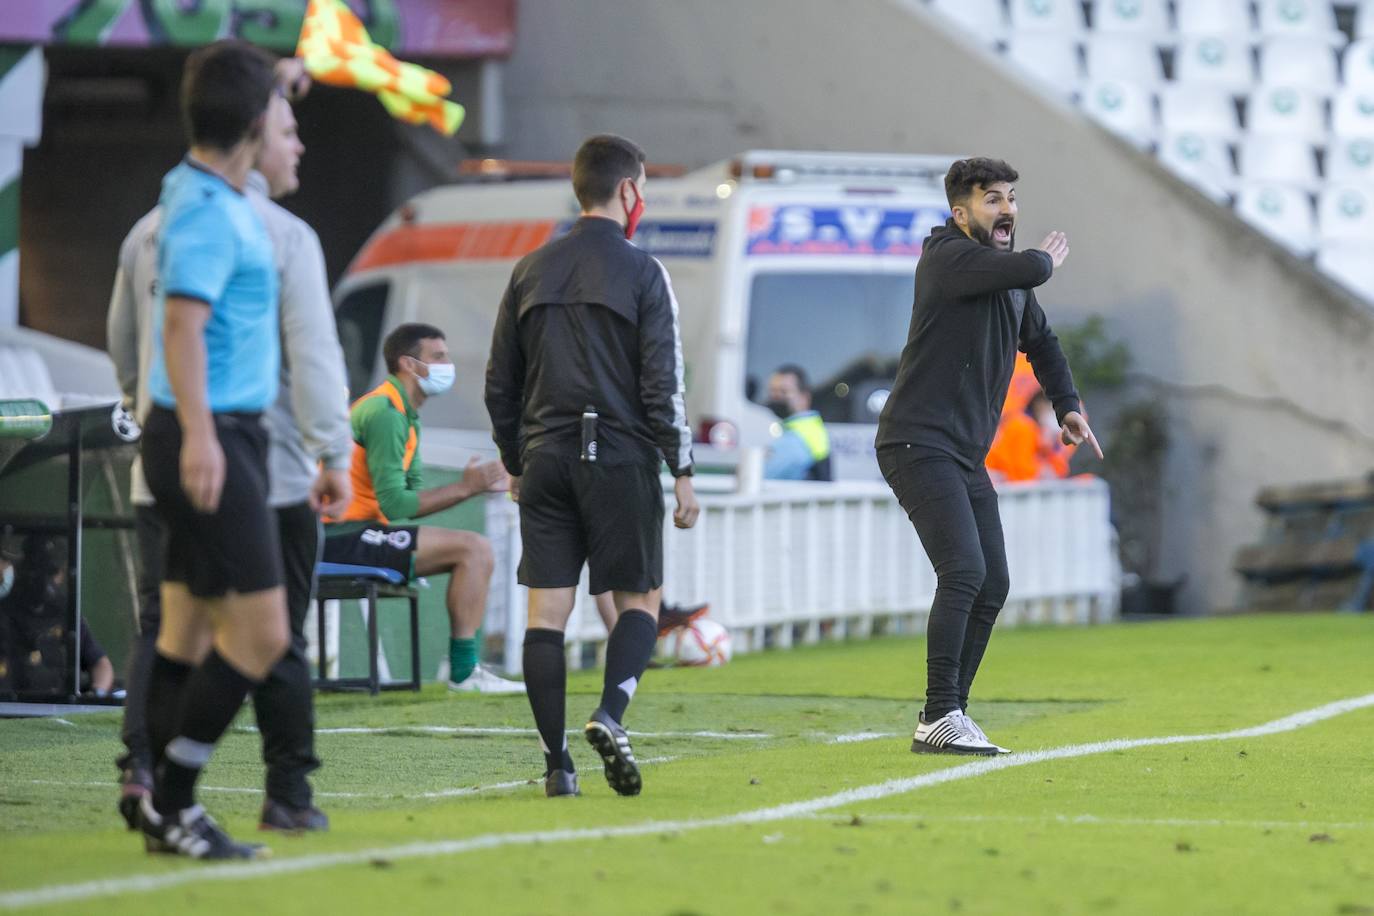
[350,220,559,273]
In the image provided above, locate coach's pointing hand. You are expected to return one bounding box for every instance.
[673,476,699,529]
[1035,231,1070,269]
[1061,411,1103,460]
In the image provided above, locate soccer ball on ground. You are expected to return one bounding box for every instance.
[657,617,732,667]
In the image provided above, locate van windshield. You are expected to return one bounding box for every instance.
[744,271,914,424]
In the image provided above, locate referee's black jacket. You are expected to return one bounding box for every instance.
[485,216,695,478]
[875,218,1082,468]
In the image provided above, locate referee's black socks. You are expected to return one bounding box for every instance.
[523,628,575,774]
[599,609,657,724]
[145,651,193,768]
[152,650,258,815]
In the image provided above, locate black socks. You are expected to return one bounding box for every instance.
[145,651,193,769]
[599,609,657,724]
[153,650,257,815]
[523,628,574,774]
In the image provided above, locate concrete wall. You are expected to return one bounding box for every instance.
[499,0,1374,613]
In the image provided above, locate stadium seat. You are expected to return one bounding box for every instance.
[1158,130,1237,201]
[1341,39,1374,89]
[1083,34,1167,85]
[1175,35,1257,91]
[1079,79,1159,148]
[314,562,421,696]
[1234,183,1318,255]
[1176,0,1257,36]
[1255,0,1345,46]
[1005,34,1084,97]
[1317,183,1374,241]
[1327,136,1374,182]
[1160,83,1244,139]
[1332,87,1374,137]
[1317,239,1374,297]
[1358,1,1374,40]
[928,0,1008,44]
[1091,0,1172,40]
[1246,85,1330,140]
[1259,36,1341,91]
[1237,134,1323,190]
[1008,0,1087,34]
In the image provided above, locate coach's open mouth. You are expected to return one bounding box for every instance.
[993,220,1013,245]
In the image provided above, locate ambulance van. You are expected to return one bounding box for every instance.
[332,150,955,479]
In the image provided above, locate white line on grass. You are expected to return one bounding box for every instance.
[5,693,1372,911]
[26,758,680,803]
[828,731,900,744]
[798,813,1374,830]
[242,725,771,740]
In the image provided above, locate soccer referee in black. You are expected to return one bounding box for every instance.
[485,134,699,798]
[877,157,1102,757]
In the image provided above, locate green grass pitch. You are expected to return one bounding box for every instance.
[1,612,1372,915]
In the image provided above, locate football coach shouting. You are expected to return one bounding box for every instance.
[485,134,699,799]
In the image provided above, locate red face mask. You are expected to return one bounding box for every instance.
[623,180,645,240]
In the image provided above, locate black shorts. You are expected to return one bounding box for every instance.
[140,406,284,598]
[321,523,418,579]
[517,452,664,594]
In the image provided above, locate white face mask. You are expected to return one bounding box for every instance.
[415,360,455,396]
[0,564,13,600]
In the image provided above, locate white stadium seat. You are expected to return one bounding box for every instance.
[1175,35,1257,91]
[1237,134,1322,191]
[1008,0,1087,34]
[1092,0,1172,39]
[1176,0,1256,36]
[1234,183,1317,255]
[1158,130,1237,201]
[1317,183,1374,242]
[1358,1,1374,40]
[1255,0,1345,46]
[1160,84,1244,139]
[1005,34,1084,97]
[1332,88,1374,138]
[1317,240,1374,298]
[928,0,1008,45]
[1080,79,1159,147]
[1084,34,1167,85]
[1259,36,1340,92]
[1246,85,1329,141]
[1326,136,1374,182]
[1341,39,1374,90]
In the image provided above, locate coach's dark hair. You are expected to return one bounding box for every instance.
[572,134,647,209]
[384,323,446,374]
[944,157,1020,208]
[773,364,811,393]
[180,39,278,151]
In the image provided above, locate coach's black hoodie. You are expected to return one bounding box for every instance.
[875,218,1081,468]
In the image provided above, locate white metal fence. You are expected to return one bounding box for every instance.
[485,475,1118,674]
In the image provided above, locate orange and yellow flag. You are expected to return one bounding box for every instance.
[296,0,465,136]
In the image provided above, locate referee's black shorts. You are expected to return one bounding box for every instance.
[141,406,284,598]
[517,452,664,595]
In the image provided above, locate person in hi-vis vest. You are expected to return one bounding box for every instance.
[763,364,833,481]
[322,323,522,693]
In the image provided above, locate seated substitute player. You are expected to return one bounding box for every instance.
[323,323,521,693]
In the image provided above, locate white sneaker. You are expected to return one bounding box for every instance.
[911,710,1000,756]
[447,665,525,694]
[957,711,1011,755]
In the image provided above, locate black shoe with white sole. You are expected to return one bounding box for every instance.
[584,708,642,796]
[117,766,153,831]
[138,796,267,860]
[544,769,580,797]
[911,710,1001,756]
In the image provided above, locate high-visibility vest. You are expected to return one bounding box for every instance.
[339,379,417,524]
[783,412,833,482]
